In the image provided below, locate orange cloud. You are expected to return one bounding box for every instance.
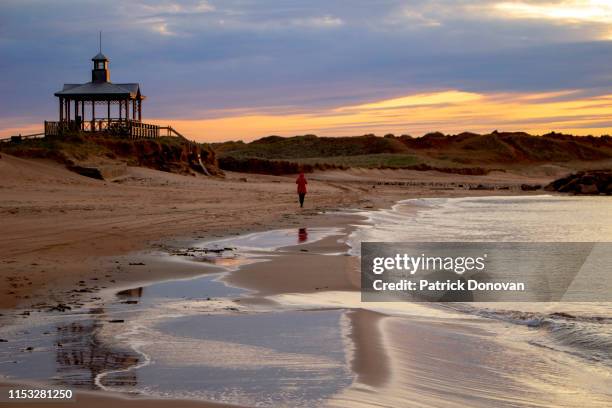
[147,89,612,141]
[494,1,612,25]
[3,89,612,141]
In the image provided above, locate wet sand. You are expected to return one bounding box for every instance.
[0,380,238,408]
[223,233,358,295]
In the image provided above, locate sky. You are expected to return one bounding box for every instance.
[1,0,612,141]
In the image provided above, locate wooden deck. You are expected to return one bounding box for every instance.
[44,119,162,139]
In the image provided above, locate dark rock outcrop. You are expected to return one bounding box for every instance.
[520,184,542,191]
[545,170,612,195]
[66,165,104,180]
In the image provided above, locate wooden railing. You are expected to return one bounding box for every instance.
[0,132,45,144]
[45,119,160,139]
[130,121,160,139]
[159,126,211,175]
[8,121,195,145]
[44,120,67,136]
[159,125,187,139]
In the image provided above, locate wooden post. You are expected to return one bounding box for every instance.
[119,100,122,121]
[81,101,85,130]
[125,98,129,122]
[92,100,96,131]
[107,100,111,126]
[132,100,136,121]
[66,99,70,122]
[138,99,142,121]
[59,98,63,122]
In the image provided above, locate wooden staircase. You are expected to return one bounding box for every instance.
[160,126,211,176]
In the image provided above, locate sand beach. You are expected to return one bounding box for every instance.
[4,152,611,407]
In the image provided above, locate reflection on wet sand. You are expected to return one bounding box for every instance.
[0,309,145,390]
[55,318,141,390]
[298,228,308,243]
[117,288,143,299]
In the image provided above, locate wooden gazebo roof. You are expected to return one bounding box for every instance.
[54,82,143,100]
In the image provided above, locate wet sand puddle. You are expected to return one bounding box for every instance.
[0,227,354,407]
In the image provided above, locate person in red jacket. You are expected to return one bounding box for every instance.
[296,172,307,208]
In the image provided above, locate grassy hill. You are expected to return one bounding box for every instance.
[217,134,409,159]
[213,132,612,174]
[4,131,611,178]
[0,133,220,177]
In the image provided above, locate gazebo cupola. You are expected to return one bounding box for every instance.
[91,52,110,82]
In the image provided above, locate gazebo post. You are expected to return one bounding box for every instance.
[92,100,96,131]
[119,100,123,121]
[138,98,142,121]
[74,100,78,129]
[81,101,85,130]
[59,97,63,122]
[132,99,136,121]
[107,100,111,127]
[66,99,70,123]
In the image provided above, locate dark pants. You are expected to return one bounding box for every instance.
[298,193,306,207]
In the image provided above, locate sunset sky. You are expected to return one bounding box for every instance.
[1,0,612,141]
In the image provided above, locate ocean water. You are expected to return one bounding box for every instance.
[348,195,612,368]
[349,195,612,246]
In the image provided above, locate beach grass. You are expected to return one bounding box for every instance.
[290,153,422,168]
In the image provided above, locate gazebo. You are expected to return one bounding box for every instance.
[47,51,159,138]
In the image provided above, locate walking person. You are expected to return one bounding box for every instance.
[296,172,307,208]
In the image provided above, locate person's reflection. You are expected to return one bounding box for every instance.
[298,228,308,243]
